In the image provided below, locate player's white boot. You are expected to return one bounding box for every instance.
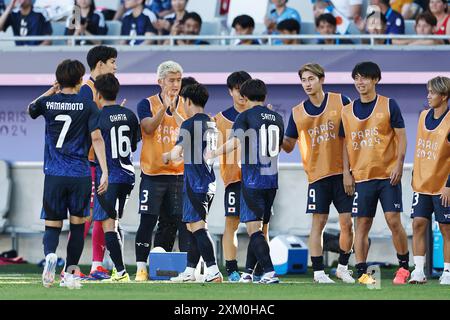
[60,272,82,289]
[336,265,355,284]
[42,253,58,288]
[170,267,196,282]
[439,271,450,285]
[314,271,335,284]
[239,272,253,283]
[408,269,427,284]
[204,265,223,283]
[259,272,280,284]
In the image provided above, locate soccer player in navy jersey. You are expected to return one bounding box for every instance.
[163,83,223,283]
[207,79,285,284]
[93,73,140,282]
[0,0,52,46]
[27,59,108,288]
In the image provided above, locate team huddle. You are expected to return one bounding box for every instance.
[27,45,450,288]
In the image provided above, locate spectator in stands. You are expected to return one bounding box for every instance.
[148,0,172,18]
[120,0,157,45]
[402,0,429,20]
[276,18,301,44]
[65,0,108,46]
[369,0,405,34]
[0,0,52,46]
[232,14,260,45]
[313,0,331,18]
[393,11,445,44]
[365,11,392,44]
[329,0,363,22]
[429,0,450,35]
[265,0,301,39]
[316,13,353,44]
[156,0,188,36]
[166,11,208,45]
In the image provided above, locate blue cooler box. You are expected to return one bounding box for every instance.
[269,235,308,274]
[148,252,187,280]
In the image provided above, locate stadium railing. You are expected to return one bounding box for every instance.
[0,34,449,47]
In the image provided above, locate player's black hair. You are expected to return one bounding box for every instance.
[352,61,382,81]
[94,73,120,101]
[226,71,252,90]
[315,13,336,28]
[182,12,202,27]
[180,83,209,108]
[366,11,387,25]
[86,45,117,71]
[232,14,255,30]
[55,59,85,89]
[181,76,198,91]
[239,79,267,102]
[277,18,301,34]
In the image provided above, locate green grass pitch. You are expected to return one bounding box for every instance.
[0,264,449,300]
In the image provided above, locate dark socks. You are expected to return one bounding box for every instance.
[187,231,200,268]
[225,260,238,275]
[43,226,61,256]
[249,231,274,273]
[193,229,216,267]
[177,218,190,253]
[397,252,410,270]
[105,231,125,272]
[66,223,85,271]
[135,214,158,262]
[245,240,258,274]
[356,262,368,278]
[311,256,324,272]
[338,249,352,266]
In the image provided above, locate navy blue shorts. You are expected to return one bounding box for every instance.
[240,186,276,224]
[182,183,215,223]
[224,182,241,217]
[93,183,134,221]
[352,179,403,218]
[138,174,183,216]
[410,192,450,224]
[306,174,353,214]
[40,175,91,221]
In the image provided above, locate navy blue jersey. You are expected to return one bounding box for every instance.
[339,96,405,137]
[79,78,95,101]
[64,10,108,45]
[2,7,52,46]
[385,7,405,35]
[232,105,285,189]
[121,8,157,45]
[176,113,217,193]
[286,93,351,139]
[96,105,140,184]
[29,93,100,177]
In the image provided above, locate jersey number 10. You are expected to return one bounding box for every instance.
[260,124,280,157]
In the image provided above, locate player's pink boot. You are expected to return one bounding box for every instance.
[393,267,410,285]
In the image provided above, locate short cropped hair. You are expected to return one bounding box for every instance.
[94,73,120,101]
[316,13,336,28]
[240,79,267,102]
[180,83,209,108]
[55,59,85,89]
[352,61,382,81]
[427,76,450,100]
[298,63,325,79]
[182,12,202,27]
[227,71,252,90]
[86,45,117,71]
[157,60,183,80]
[277,18,301,34]
[232,14,255,29]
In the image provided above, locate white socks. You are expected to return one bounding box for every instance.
[337,264,348,270]
[314,270,325,278]
[185,267,196,275]
[413,256,425,273]
[207,264,219,275]
[137,262,147,272]
[91,261,103,272]
[444,262,450,273]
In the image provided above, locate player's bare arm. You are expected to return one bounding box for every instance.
[140,104,166,134]
[206,136,240,160]
[441,186,450,207]
[342,139,354,196]
[281,136,296,153]
[390,127,407,186]
[27,81,60,114]
[91,129,108,195]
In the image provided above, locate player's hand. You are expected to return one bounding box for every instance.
[7,0,18,10]
[162,91,177,113]
[267,103,273,110]
[120,98,127,107]
[441,187,450,207]
[390,164,403,186]
[162,152,170,164]
[343,171,355,196]
[204,150,216,162]
[97,173,108,195]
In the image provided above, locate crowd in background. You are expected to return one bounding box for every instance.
[0,0,448,46]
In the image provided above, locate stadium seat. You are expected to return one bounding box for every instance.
[50,21,67,46]
[0,160,11,233]
[0,26,15,48]
[105,20,122,45]
[405,19,416,35]
[300,21,317,44]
